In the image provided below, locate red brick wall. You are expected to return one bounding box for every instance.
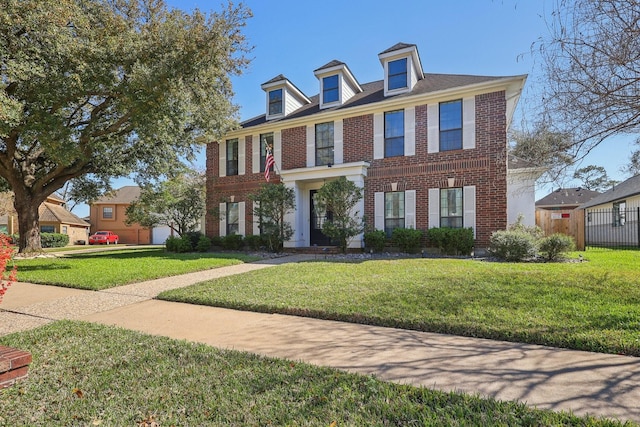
[206,90,509,248]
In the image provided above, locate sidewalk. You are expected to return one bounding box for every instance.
[1,254,640,424]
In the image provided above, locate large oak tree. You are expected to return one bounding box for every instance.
[1,0,250,252]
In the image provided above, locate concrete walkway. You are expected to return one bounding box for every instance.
[1,254,639,424]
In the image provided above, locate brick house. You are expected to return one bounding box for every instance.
[206,42,537,252]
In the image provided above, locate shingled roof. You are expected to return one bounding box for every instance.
[241,73,520,129]
[92,186,141,204]
[39,202,89,227]
[536,188,601,208]
[581,174,640,209]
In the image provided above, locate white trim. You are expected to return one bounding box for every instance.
[373,112,384,159]
[334,119,343,165]
[374,192,384,231]
[463,96,476,150]
[252,135,260,174]
[405,189,416,228]
[463,185,476,237]
[279,161,369,183]
[219,141,226,177]
[306,125,315,167]
[238,202,246,237]
[405,106,415,156]
[219,202,226,237]
[274,131,282,171]
[427,104,439,154]
[238,138,246,175]
[428,188,440,228]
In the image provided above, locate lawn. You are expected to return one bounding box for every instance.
[159,249,640,356]
[0,321,628,426]
[14,248,259,290]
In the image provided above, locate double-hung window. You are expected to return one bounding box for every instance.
[440,100,463,151]
[260,133,274,172]
[385,110,404,157]
[102,207,113,219]
[268,89,283,115]
[315,122,334,166]
[613,200,626,226]
[226,202,239,235]
[388,58,407,90]
[323,75,339,104]
[226,138,238,176]
[440,188,463,228]
[385,192,405,237]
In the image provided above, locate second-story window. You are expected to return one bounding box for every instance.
[315,122,334,166]
[268,89,283,115]
[102,206,113,219]
[388,58,407,90]
[260,133,274,172]
[385,110,404,157]
[323,75,339,104]
[440,100,463,151]
[226,138,238,176]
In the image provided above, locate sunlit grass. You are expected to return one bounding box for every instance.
[160,249,640,356]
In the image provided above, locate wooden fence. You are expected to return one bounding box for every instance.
[535,209,585,251]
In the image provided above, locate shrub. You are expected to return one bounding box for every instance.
[243,234,264,251]
[538,233,575,261]
[392,228,423,254]
[165,235,194,253]
[220,234,243,251]
[164,235,179,252]
[488,230,537,262]
[427,227,474,256]
[508,214,544,240]
[40,233,69,248]
[195,235,212,253]
[210,236,223,248]
[363,230,386,253]
[182,231,204,250]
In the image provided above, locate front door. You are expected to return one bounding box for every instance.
[310,190,332,246]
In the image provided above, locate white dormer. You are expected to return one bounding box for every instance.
[378,43,424,97]
[313,60,363,110]
[260,75,311,121]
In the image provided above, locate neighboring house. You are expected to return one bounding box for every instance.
[0,193,90,244]
[90,186,153,244]
[580,175,640,247]
[206,42,537,252]
[536,187,601,211]
[534,187,600,241]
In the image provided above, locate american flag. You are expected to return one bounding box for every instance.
[264,146,275,181]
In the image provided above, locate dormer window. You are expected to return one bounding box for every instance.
[322,75,339,104]
[268,89,283,115]
[388,58,407,90]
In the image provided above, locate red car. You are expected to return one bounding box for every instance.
[89,231,119,245]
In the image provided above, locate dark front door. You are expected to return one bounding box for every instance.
[310,190,332,246]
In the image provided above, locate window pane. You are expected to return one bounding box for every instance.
[102,207,113,219]
[440,188,463,228]
[388,58,407,90]
[385,192,405,220]
[315,122,334,165]
[269,89,283,115]
[323,75,339,103]
[227,203,239,235]
[260,133,273,172]
[226,138,238,176]
[440,100,462,151]
[385,110,404,157]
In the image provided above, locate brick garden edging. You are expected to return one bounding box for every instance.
[0,346,32,388]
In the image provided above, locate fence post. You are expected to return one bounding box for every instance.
[637,207,640,248]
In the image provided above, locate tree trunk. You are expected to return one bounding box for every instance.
[13,194,43,253]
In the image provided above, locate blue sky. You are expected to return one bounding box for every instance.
[79,0,635,216]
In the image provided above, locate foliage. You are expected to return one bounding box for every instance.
[573,165,617,192]
[125,172,206,236]
[538,234,575,261]
[40,233,69,248]
[249,183,295,252]
[58,177,108,213]
[488,230,537,261]
[536,0,640,159]
[0,234,17,304]
[0,0,251,253]
[0,322,611,426]
[363,230,386,253]
[427,227,474,256]
[243,234,264,251]
[196,235,212,253]
[316,177,364,253]
[621,140,640,178]
[508,214,545,240]
[391,228,423,254]
[160,250,640,357]
[220,234,244,251]
[14,248,257,290]
[164,235,192,253]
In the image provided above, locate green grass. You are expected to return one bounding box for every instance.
[14,248,259,290]
[159,249,640,356]
[0,321,629,426]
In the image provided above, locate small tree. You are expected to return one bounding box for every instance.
[125,171,205,236]
[573,165,617,192]
[249,183,295,252]
[316,177,364,253]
